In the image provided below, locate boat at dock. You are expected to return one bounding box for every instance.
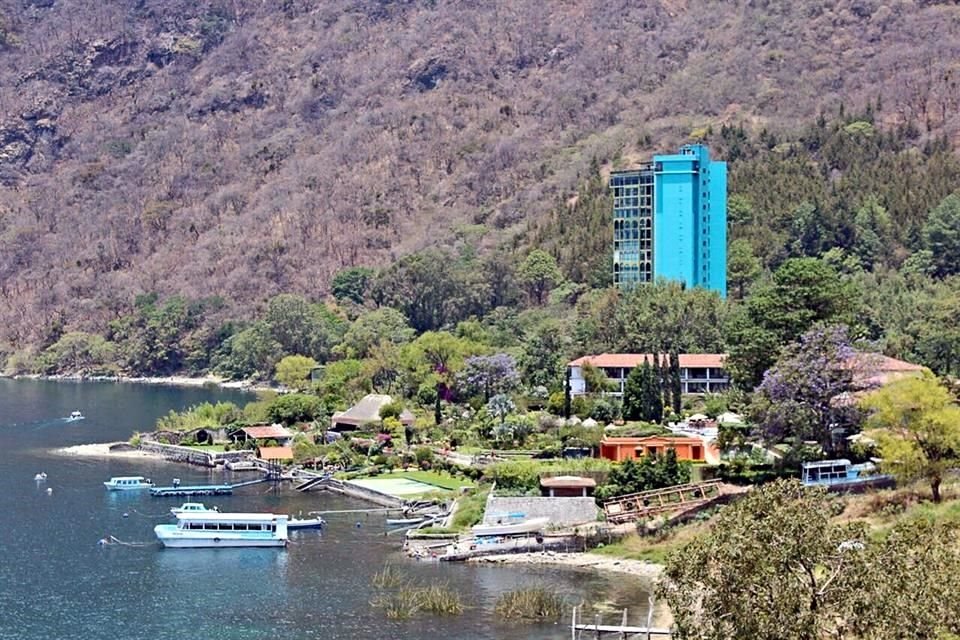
[103,476,153,491]
[170,502,218,517]
[471,516,550,537]
[386,517,429,526]
[287,515,326,530]
[154,512,289,548]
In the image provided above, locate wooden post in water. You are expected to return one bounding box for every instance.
[646,594,655,640]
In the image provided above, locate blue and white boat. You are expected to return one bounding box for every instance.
[103,476,153,491]
[155,512,288,548]
[801,459,894,491]
[170,502,217,517]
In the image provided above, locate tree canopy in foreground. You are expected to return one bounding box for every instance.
[659,480,960,640]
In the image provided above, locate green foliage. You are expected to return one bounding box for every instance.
[273,354,318,390]
[155,402,240,431]
[622,358,662,423]
[331,266,373,304]
[595,450,690,500]
[494,587,565,621]
[863,375,960,503]
[451,487,490,530]
[726,257,858,388]
[214,321,282,380]
[38,332,116,374]
[659,480,960,640]
[265,393,324,425]
[263,294,346,363]
[517,249,563,305]
[923,193,960,277]
[333,308,414,360]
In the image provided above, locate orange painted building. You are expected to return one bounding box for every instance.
[599,435,715,463]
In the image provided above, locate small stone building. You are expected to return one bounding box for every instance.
[539,476,596,498]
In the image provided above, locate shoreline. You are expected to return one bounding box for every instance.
[5,373,272,392]
[466,550,664,579]
[54,442,167,461]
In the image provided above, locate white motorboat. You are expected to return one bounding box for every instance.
[103,476,153,491]
[287,516,325,530]
[170,502,218,517]
[34,472,47,481]
[471,516,550,537]
[68,411,84,421]
[154,512,288,548]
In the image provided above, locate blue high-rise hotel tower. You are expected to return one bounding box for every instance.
[610,144,727,297]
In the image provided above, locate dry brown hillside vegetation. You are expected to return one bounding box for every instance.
[1,0,960,345]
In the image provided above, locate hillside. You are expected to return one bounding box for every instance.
[2,0,960,346]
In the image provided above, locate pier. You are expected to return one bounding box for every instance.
[149,478,270,497]
[571,603,671,639]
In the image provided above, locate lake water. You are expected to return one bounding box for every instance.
[0,379,654,639]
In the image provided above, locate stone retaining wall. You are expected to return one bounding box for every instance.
[484,496,599,528]
[139,441,254,467]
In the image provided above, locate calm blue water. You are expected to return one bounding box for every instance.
[0,379,652,639]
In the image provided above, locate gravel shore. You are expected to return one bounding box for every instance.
[467,550,663,579]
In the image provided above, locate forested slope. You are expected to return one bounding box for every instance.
[3,0,960,347]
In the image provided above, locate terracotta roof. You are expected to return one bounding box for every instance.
[257,446,294,460]
[854,353,924,372]
[242,425,294,439]
[568,353,726,368]
[539,476,597,489]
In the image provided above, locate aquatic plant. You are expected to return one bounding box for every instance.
[371,585,421,620]
[494,586,566,621]
[416,583,463,615]
[370,563,405,589]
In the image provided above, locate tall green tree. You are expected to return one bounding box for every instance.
[659,480,960,640]
[517,249,562,305]
[923,193,960,277]
[726,257,858,388]
[330,266,373,304]
[862,375,960,503]
[727,238,762,300]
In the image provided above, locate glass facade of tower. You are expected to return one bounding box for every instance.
[611,144,727,297]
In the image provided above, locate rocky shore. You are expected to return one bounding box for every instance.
[467,550,664,579]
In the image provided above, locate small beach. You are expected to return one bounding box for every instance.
[54,442,163,460]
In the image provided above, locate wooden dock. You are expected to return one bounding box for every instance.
[602,480,724,524]
[571,603,671,639]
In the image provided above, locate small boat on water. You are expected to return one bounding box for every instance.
[34,472,47,481]
[287,515,326,530]
[68,411,84,421]
[170,502,218,517]
[154,512,289,548]
[103,476,154,491]
[471,516,550,537]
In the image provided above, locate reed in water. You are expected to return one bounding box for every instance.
[370,567,463,618]
[494,586,566,621]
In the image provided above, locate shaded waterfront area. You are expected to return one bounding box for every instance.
[0,379,654,640]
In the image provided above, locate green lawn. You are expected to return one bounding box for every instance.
[392,470,473,491]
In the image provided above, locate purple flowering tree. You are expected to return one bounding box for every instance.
[751,324,873,454]
[457,353,521,401]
